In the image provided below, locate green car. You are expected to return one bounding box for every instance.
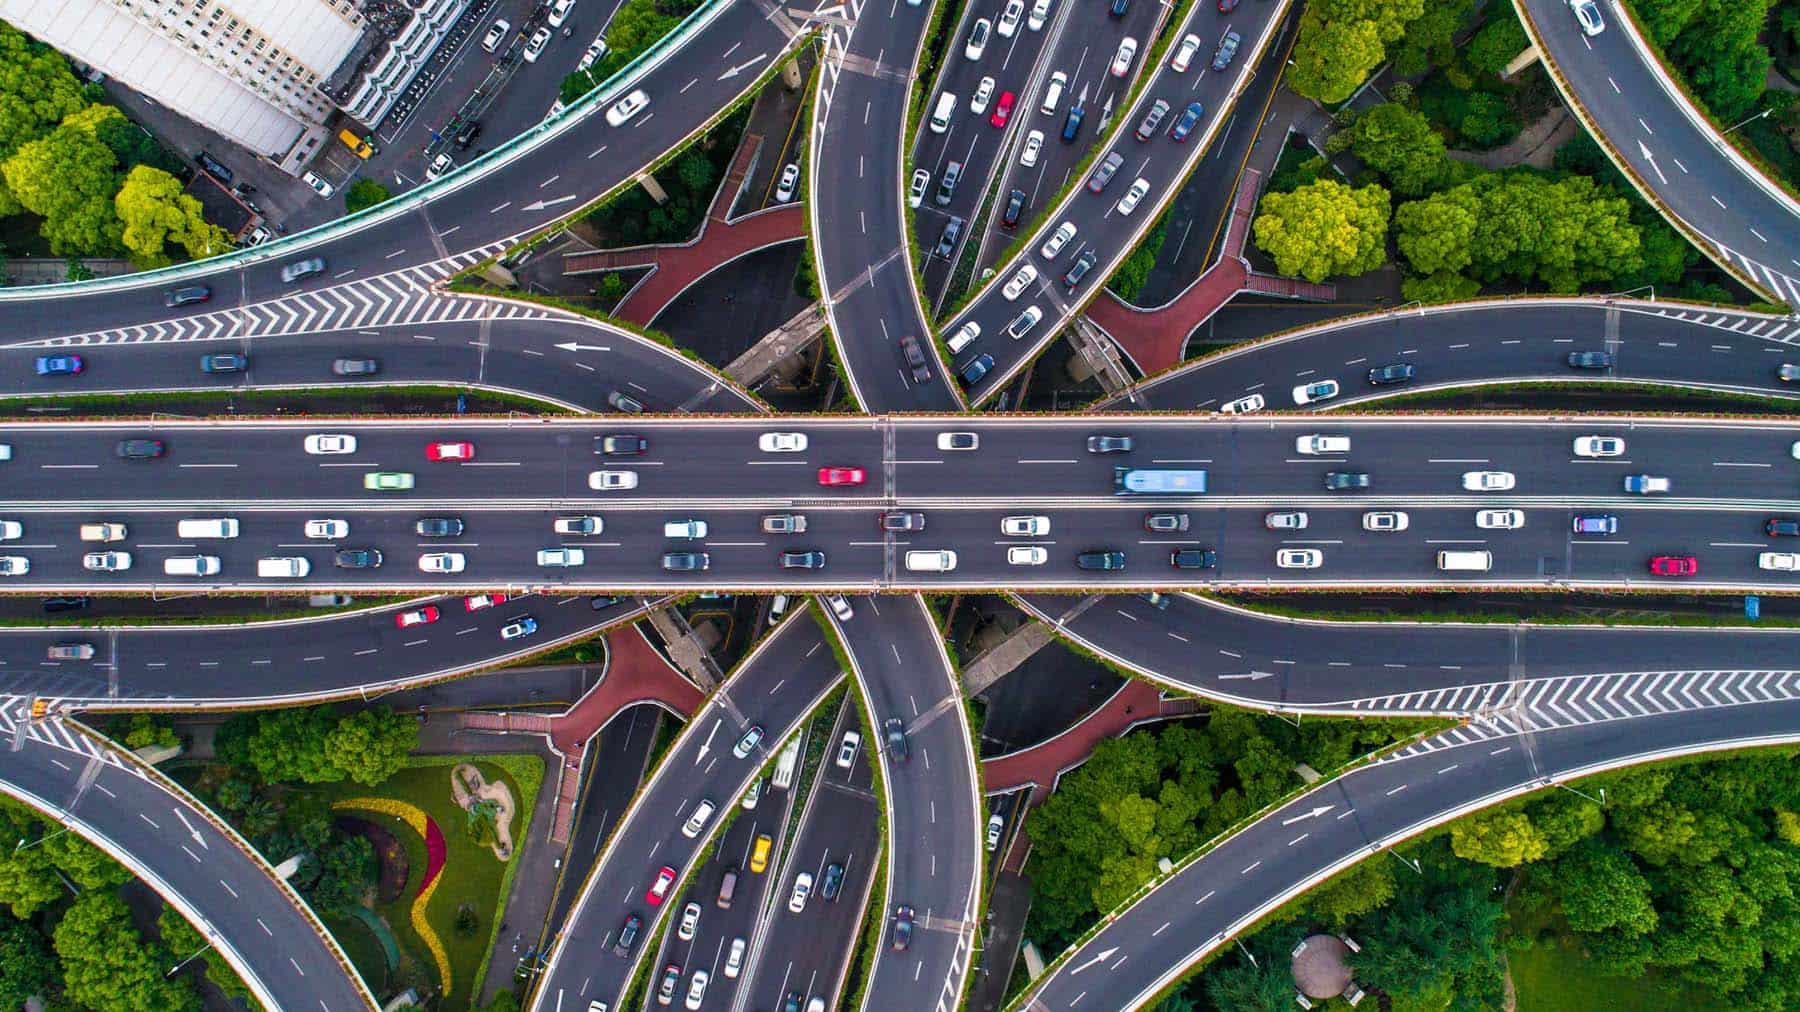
[363,471,415,491]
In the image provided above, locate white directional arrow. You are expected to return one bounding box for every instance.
[1068,946,1119,976]
[695,718,721,764]
[1218,671,1275,681]
[553,341,611,353]
[1637,140,1669,185]
[718,54,768,79]
[172,808,208,849]
[1280,805,1336,826]
[522,194,580,212]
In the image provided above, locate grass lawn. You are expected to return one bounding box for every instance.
[1506,895,1730,1012]
[321,754,543,1010]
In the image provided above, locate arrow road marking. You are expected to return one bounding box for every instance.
[1068,946,1118,976]
[1280,805,1336,826]
[554,341,611,353]
[718,54,768,80]
[1637,140,1669,185]
[172,809,208,849]
[695,718,720,764]
[522,194,579,212]
[1218,671,1275,681]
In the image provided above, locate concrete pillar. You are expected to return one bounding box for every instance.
[782,60,803,89]
[638,173,669,205]
[478,263,517,288]
[1501,45,1541,80]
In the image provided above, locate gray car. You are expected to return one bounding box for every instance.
[280,257,326,283]
[331,357,379,376]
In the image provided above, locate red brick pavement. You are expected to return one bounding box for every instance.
[546,626,704,756]
[982,680,1167,804]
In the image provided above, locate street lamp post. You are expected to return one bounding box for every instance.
[1723,107,1773,135]
[14,824,72,852]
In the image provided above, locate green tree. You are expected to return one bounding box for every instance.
[308,836,374,914]
[39,830,131,893]
[157,905,256,1008]
[1393,184,1477,274]
[326,707,418,786]
[1352,849,1506,1006]
[1342,103,1449,197]
[1288,0,1426,103]
[240,798,281,839]
[1388,0,1474,76]
[1450,809,1546,867]
[1401,269,1480,303]
[226,707,343,784]
[481,989,524,1012]
[2,104,125,256]
[0,22,90,215]
[53,891,199,1012]
[1459,92,1519,148]
[115,712,179,752]
[1203,929,1303,1011]
[93,114,183,176]
[1638,0,1707,45]
[1253,179,1391,283]
[1541,838,1658,935]
[214,779,251,813]
[675,151,714,194]
[115,164,233,266]
[343,177,391,214]
[1467,13,1530,77]
[1305,858,1397,928]
[1668,0,1774,120]
[0,914,59,1008]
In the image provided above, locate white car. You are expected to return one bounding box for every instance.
[1218,393,1265,415]
[1362,511,1408,532]
[426,152,453,181]
[554,516,604,535]
[664,519,708,539]
[1572,435,1624,457]
[523,27,551,63]
[1568,0,1605,36]
[971,76,995,115]
[419,552,466,573]
[684,970,709,1011]
[1276,548,1322,569]
[1462,470,1516,491]
[997,0,1024,36]
[776,162,800,202]
[1002,265,1038,300]
[1475,509,1525,530]
[986,813,1004,850]
[548,0,576,28]
[578,37,608,72]
[1008,546,1048,565]
[1040,221,1076,259]
[305,519,349,539]
[826,594,854,620]
[0,444,9,461]
[1110,36,1138,77]
[908,169,930,208]
[83,551,131,572]
[1002,515,1049,537]
[302,171,335,198]
[1295,435,1350,455]
[789,872,814,912]
[1265,511,1308,530]
[1291,379,1340,405]
[1760,552,1800,572]
[1020,130,1044,167]
[677,902,700,941]
[0,520,17,541]
[724,937,746,979]
[589,470,639,490]
[965,17,992,60]
[1028,0,1052,30]
[759,432,808,453]
[0,556,28,576]
[537,548,586,567]
[304,433,357,455]
[1116,178,1150,216]
[1169,33,1201,72]
[481,19,509,52]
[681,799,716,839]
[836,729,862,768]
[606,89,650,127]
[938,432,979,450]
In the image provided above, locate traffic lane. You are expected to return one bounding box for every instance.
[533,616,842,1012]
[959,0,1292,401]
[836,596,982,1012]
[1119,302,1800,411]
[742,711,882,1012]
[547,704,662,933]
[1023,698,1800,1011]
[1522,0,1800,302]
[0,594,644,705]
[3,735,375,1010]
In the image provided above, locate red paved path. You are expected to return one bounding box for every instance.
[982,682,1203,805]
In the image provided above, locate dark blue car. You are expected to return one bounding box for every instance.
[1169,102,1204,142]
[34,354,82,376]
[959,353,995,387]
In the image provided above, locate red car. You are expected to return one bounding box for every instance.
[426,441,475,461]
[645,865,677,905]
[990,90,1016,128]
[394,606,440,628]
[1648,555,1698,577]
[463,593,509,612]
[818,466,866,486]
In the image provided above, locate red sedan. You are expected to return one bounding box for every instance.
[645,865,677,905]
[426,441,475,461]
[990,91,1016,128]
[463,593,509,612]
[818,466,866,486]
[1648,555,1698,577]
[395,606,441,628]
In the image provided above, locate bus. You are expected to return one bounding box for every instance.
[1114,467,1207,495]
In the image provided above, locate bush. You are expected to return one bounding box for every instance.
[344,178,391,214]
[1458,92,1518,148]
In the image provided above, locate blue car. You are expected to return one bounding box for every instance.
[1169,102,1204,142]
[1572,514,1618,535]
[959,353,995,387]
[34,354,82,376]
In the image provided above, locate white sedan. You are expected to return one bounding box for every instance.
[1002,265,1038,300]
[1169,33,1201,72]
[523,27,551,62]
[1295,435,1350,455]
[1462,470,1516,491]
[997,0,1024,36]
[1002,515,1049,536]
[0,556,28,576]
[1291,380,1340,405]
[1475,509,1525,530]
[304,434,357,455]
[759,432,808,453]
[589,470,639,490]
[1218,393,1265,415]
[1007,546,1048,566]
[1110,36,1138,77]
[1568,0,1605,36]
[305,519,349,539]
[0,520,19,540]
[1572,435,1624,457]
[1760,552,1800,572]
[1276,548,1322,569]
[419,552,466,573]
[83,551,131,572]
[606,89,650,127]
[1362,511,1409,532]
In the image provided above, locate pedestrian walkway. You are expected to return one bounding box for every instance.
[561,130,808,327]
[1083,168,1335,375]
[981,681,1202,804]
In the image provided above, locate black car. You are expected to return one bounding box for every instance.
[884,717,909,761]
[780,549,826,569]
[414,517,465,537]
[1135,99,1171,141]
[820,862,846,901]
[1109,0,1128,14]
[1077,550,1126,571]
[589,595,623,610]
[1567,350,1612,369]
[1063,249,1098,292]
[1324,471,1372,490]
[958,352,993,386]
[934,216,965,258]
[890,904,915,951]
[881,511,926,532]
[614,913,641,956]
[783,993,802,1012]
[899,334,931,383]
[1767,518,1800,537]
[662,551,709,572]
[1000,188,1026,228]
[1086,435,1133,454]
[596,434,647,455]
[115,438,165,459]
[165,285,210,307]
[1367,362,1415,385]
[195,150,233,183]
[1144,513,1190,533]
[1170,548,1217,569]
[334,548,383,569]
[42,596,91,614]
[200,353,247,373]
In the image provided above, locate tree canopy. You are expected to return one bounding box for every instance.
[53,891,199,1011]
[0,22,89,216]
[1288,0,1426,103]
[116,165,233,267]
[1253,179,1391,283]
[2,103,125,256]
[216,705,417,786]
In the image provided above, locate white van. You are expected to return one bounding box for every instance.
[771,735,802,790]
[904,549,958,572]
[177,518,239,539]
[257,557,311,578]
[1040,71,1068,115]
[164,555,222,577]
[1436,550,1493,572]
[929,91,957,134]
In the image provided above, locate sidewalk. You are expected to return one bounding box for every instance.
[981,681,1203,805]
